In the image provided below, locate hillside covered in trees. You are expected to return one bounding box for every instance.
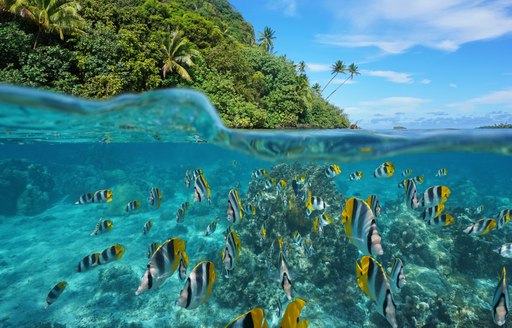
[0,0,350,128]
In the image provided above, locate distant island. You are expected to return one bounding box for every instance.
[0,0,356,129]
[478,123,512,129]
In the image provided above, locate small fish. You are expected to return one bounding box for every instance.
[194,172,211,204]
[373,162,395,178]
[263,178,276,190]
[227,189,243,224]
[325,164,341,178]
[305,191,328,213]
[242,203,257,216]
[492,267,510,326]
[192,168,203,180]
[475,205,484,215]
[278,238,293,301]
[494,244,512,259]
[176,202,190,223]
[313,217,324,237]
[76,253,100,272]
[292,175,307,197]
[293,231,303,247]
[342,198,383,256]
[356,256,398,328]
[404,179,418,209]
[464,218,497,235]
[75,192,94,205]
[276,179,287,196]
[45,281,67,309]
[146,242,159,259]
[125,200,140,213]
[389,258,406,293]
[93,189,113,203]
[435,168,447,177]
[177,251,189,281]
[98,244,125,265]
[349,171,363,181]
[398,179,407,189]
[496,209,512,229]
[225,308,269,328]
[136,238,186,295]
[252,169,268,179]
[255,189,264,204]
[204,217,220,236]
[143,220,153,235]
[223,225,233,239]
[367,194,381,217]
[279,298,309,328]
[427,214,455,227]
[176,261,216,310]
[148,187,162,209]
[420,204,445,222]
[185,169,192,188]
[222,231,241,278]
[419,186,451,208]
[90,219,113,236]
[260,222,267,241]
[413,175,424,184]
[302,239,314,257]
[402,168,412,177]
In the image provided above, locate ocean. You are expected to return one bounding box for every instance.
[1,85,512,327]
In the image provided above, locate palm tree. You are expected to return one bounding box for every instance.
[9,0,85,49]
[258,26,276,53]
[297,61,306,75]
[321,60,346,93]
[312,83,321,96]
[325,63,360,100]
[161,30,200,82]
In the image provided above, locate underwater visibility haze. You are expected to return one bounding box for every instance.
[1,86,512,327]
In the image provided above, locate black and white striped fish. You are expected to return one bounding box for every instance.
[225,308,269,328]
[178,252,189,281]
[493,267,510,326]
[227,189,243,224]
[494,244,512,259]
[185,169,192,188]
[404,179,418,210]
[305,191,328,215]
[146,242,159,259]
[148,187,162,209]
[496,209,512,229]
[143,220,153,235]
[420,204,444,221]
[45,281,67,309]
[75,192,94,205]
[435,168,447,177]
[252,169,268,179]
[349,171,363,181]
[76,253,100,272]
[98,244,125,265]
[90,219,113,236]
[373,162,395,178]
[176,202,190,223]
[388,258,406,293]
[75,189,113,204]
[125,200,140,212]
[204,218,219,236]
[194,172,211,204]
[464,218,496,235]
[427,214,454,226]
[222,231,241,278]
[325,164,341,178]
[419,186,451,208]
[175,261,216,310]
[278,238,293,301]
[402,168,412,177]
[367,194,381,217]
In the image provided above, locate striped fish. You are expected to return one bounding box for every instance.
[342,198,383,256]
[305,192,328,213]
[252,169,268,179]
[176,202,190,223]
[404,179,418,210]
[192,168,203,180]
[143,220,153,235]
[356,256,398,328]
[388,258,406,293]
[45,281,67,309]
[185,169,192,188]
[303,240,314,258]
[367,194,381,217]
[125,200,140,212]
[242,203,256,216]
[420,204,444,221]
[435,168,447,177]
[293,231,303,246]
[373,162,395,178]
[413,176,424,184]
[278,238,293,301]
[263,178,276,190]
[279,298,309,328]
[349,171,363,181]
[222,231,241,278]
[204,218,219,236]
[175,261,216,310]
[419,186,451,208]
[276,179,287,196]
[463,218,497,235]
[90,219,113,236]
[75,192,94,205]
[402,168,412,177]
[325,164,341,178]
[93,189,112,203]
[146,242,159,259]
[135,238,186,295]
[496,209,512,229]
[227,189,243,224]
[313,217,324,237]
[178,251,189,281]
[76,253,100,272]
[225,308,269,328]
[194,172,211,204]
[259,222,267,241]
[494,244,512,259]
[98,244,125,265]
[427,214,454,227]
[493,267,510,326]
[148,187,162,209]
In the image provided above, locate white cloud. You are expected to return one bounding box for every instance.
[449,83,457,88]
[362,70,413,84]
[306,63,331,72]
[318,0,512,54]
[421,79,431,84]
[361,96,430,107]
[267,0,297,16]
[448,88,512,110]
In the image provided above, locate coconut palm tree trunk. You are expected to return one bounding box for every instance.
[325,75,350,100]
[320,73,338,94]
[33,29,41,49]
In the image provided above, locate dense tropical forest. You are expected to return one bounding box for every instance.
[0,0,352,128]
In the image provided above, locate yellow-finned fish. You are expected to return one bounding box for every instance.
[76,253,100,272]
[402,168,412,177]
[192,168,203,180]
[349,171,363,181]
[75,189,113,204]
[125,200,140,213]
[475,205,484,215]
[242,203,257,216]
[148,187,162,209]
[464,218,497,235]
[342,198,383,256]
[276,179,287,196]
[176,201,190,223]
[413,175,424,184]
[252,169,268,179]
[143,220,153,235]
[194,172,211,204]
[279,298,309,328]
[222,231,241,278]
[90,219,113,236]
[493,267,510,326]
[45,281,67,309]
[225,308,269,328]
[313,213,332,237]
[98,244,125,265]
[176,261,216,310]
[204,217,220,236]
[420,204,444,221]
[496,209,511,229]
[367,194,381,217]
[278,238,293,301]
[178,251,189,281]
[404,179,419,210]
[305,191,329,214]
[260,223,267,241]
[419,186,451,208]
[435,168,447,177]
[263,178,276,190]
[356,256,398,328]
[136,238,186,295]
[227,189,243,224]
[293,231,303,247]
[325,164,341,178]
[373,162,395,178]
[427,214,454,227]
[388,258,406,293]
[146,242,159,259]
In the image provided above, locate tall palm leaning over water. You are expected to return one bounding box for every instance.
[326,63,360,100]
[258,26,276,53]
[321,60,346,93]
[9,0,85,49]
[161,30,200,82]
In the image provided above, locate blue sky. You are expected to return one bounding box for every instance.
[230,0,512,128]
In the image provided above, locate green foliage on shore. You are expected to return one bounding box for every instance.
[478,123,512,129]
[0,0,349,128]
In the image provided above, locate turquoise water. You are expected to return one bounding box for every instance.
[1,86,512,327]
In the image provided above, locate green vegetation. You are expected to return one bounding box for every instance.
[0,0,350,128]
[478,123,512,129]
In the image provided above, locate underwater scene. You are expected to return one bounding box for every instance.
[2,86,512,328]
